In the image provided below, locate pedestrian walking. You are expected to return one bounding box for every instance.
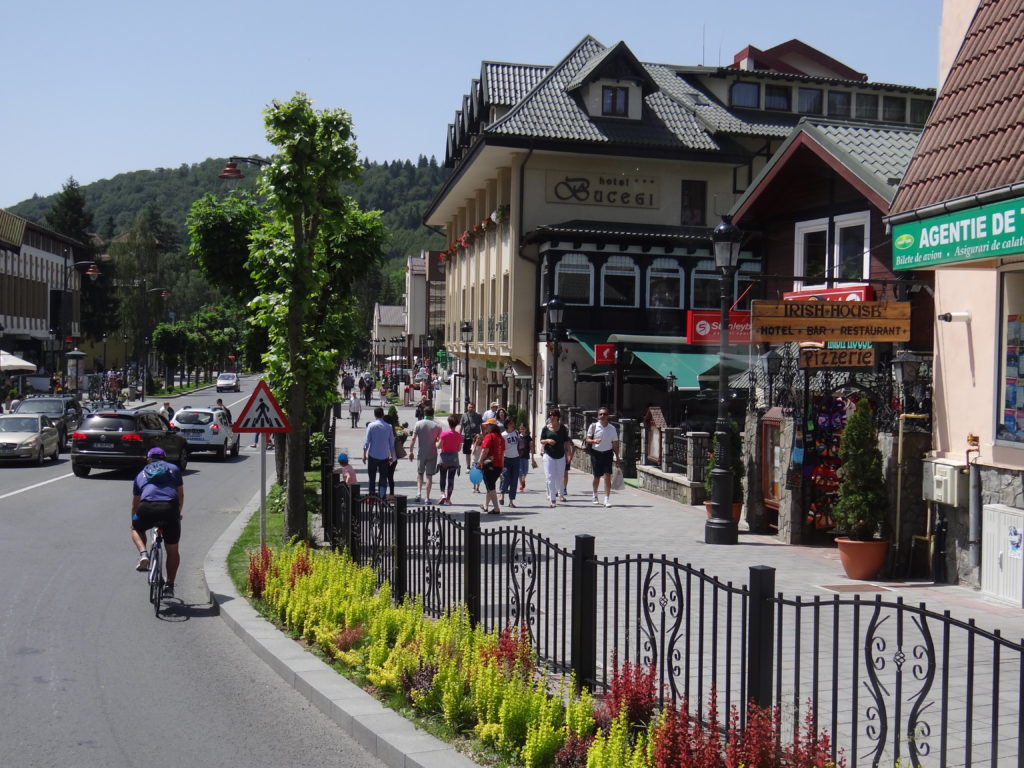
[408,405,441,503]
[347,392,363,428]
[498,416,520,507]
[517,423,536,491]
[459,402,483,471]
[383,411,408,497]
[477,419,504,514]
[436,414,462,505]
[586,408,620,507]
[470,434,483,492]
[361,406,396,498]
[539,408,571,507]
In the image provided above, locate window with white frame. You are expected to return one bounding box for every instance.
[997,270,1024,445]
[647,258,683,309]
[794,212,870,289]
[601,255,638,307]
[554,253,593,305]
[691,259,719,310]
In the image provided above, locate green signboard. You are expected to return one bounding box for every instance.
[892,195,1024,270]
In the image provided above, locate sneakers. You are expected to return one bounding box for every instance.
[413,494,423,503]
[560,491,568,502]
[604,497,611,507]
[162,583,175,596]
[136,553,150,571]
[592,494,600,504]
[424,498,432,505]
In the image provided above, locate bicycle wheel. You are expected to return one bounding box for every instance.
[148,547,164,614]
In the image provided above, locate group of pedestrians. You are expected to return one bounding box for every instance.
[350,397,620,515]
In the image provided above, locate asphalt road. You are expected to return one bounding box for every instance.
[0,381,384,768]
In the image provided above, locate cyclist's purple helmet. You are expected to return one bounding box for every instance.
[147,447,166,458]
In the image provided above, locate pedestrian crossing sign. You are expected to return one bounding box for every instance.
[233,379,292,433]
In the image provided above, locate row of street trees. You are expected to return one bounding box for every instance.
[188,93,387,538]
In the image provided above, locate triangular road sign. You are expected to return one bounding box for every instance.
[233,379,292,433]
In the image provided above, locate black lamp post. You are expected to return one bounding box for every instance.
[666,371,677,426]
[460,320,472,411]
[426,333,433,372]
[705,215,743,546]
[761,348,782,408]
[571,362,579,408]
[218,156,270,179]
[546,295,565,409]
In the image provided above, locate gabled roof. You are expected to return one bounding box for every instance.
[890,0,1024,216]
[733,118,922,219]
[565,40,657,96]
[730,39,867,81]
[375,304,405,327]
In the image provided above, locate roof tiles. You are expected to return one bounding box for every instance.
[891,0,1024,214]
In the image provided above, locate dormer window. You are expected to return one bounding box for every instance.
[730,81,760,108]
[602,86,629,117]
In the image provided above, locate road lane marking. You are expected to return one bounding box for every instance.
[0,473,74,501]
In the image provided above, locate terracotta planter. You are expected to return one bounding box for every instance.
[835,537,888,580]
[704,501,743,521]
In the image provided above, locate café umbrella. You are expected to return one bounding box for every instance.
[0,350,37,373]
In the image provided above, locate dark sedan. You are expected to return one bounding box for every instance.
[70,409,189,477]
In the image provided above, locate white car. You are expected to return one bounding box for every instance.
[0,414,61,464]
[170,407,240,460]
[216,372,240,393]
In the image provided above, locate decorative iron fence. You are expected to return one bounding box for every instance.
[328,491,1023,767]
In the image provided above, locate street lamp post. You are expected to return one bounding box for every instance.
[571,362,578,408]
[666,372,677,426]
[705,216,743,546]
[546,296,565,410]
[218,156,271,179]
[460,320,472,411]
[59,249,101,394]
[426,333,433,372]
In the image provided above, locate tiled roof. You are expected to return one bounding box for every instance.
[376,304,405,326]
[891,0,1024,215]
[482,62,549,106]
[0,209,27,250]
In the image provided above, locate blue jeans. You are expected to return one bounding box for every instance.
[366,456,389,497]
[500,460,520,499]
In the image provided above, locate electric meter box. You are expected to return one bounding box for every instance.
[922,458,969,507]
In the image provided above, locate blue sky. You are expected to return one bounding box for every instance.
[1,0,942,209]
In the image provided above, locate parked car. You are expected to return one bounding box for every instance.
[70,409,188,477]
[170,406,239,460]
[0,414,61,464]
[216,372,240,393]
[14,395,83,451]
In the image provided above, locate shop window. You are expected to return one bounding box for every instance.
[648,258,683,309]
[602,86,629,117]
[855,92,879,120]
[765,84,791,111]
[997,270,1024,445]
[730,81,759,108]
[794,212,870,289]
[554,253,593,305]
[601,255,638,307]
[798,87,823,114]
[828,91,852,118]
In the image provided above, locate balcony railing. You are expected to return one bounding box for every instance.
[487,316,495,343]
[498,313,508,344]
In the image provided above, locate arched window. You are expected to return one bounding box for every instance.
[554,253,593,305]
[601,255,638,307]
[647,258,683,309]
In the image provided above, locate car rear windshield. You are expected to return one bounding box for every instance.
[82,415,138,431]
[15,400,61,414]
[176,411,213,425]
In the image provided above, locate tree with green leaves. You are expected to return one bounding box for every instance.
[190,93,387,538]
[832,398,888,541]
[45,177,94,241]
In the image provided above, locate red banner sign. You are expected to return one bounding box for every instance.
[781,285,874,302]
[686,311,752,345]
[594,343,615,365]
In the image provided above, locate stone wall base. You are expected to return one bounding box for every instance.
[637,465,704,505]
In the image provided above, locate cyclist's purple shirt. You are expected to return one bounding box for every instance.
[132,460,183,502]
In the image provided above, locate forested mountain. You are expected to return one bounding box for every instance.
[8,156,449,263]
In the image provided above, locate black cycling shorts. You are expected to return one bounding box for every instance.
[132,499,181,545]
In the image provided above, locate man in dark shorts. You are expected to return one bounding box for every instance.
[459,402,483,471]
[130,446,184,595]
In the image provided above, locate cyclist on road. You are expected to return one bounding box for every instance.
[130,446,184,595]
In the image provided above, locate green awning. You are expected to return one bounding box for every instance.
[632,350,722,391]
[566,329,608,358]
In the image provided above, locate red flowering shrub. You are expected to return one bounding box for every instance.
[288,543,313,587]
[554,733,594,768]
[247,543,272,599]
[479,623,534,676]
[601,654,659,729]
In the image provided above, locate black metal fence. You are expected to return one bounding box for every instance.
[327,488,1023,767]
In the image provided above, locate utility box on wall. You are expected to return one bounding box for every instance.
[922,458,969,507]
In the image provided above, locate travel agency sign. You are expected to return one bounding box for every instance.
[892,195,1024,270]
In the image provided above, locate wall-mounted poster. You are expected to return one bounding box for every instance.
[680,180,706,226]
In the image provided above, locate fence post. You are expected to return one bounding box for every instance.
[347,485,360,560]
[571,534,597,693]
[393,495,408,602]
[464,510,481,628]
[747,565,775,709]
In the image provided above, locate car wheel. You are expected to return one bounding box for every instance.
[59,428,68,453]
[50,443,60,461]
[35,446,44,466]
[72,463,91,478]
[216,442,226,461]
[178,449,188,472]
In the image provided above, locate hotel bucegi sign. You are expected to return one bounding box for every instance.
[892,195,1024,270]
[545,171,658,209]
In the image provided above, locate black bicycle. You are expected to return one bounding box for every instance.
[147,528,165,616]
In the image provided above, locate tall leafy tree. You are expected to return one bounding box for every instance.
[45,177,94,240]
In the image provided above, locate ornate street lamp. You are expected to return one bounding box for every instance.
[546,295,565,410]
[570,361,579,408]
[460,320,472,411]
[760,348,782,408]
[666,371,677,426]
[705,216,743,546]
[218,156,270,179]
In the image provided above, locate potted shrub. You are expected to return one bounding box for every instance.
[703,421,744,520]
[831,398,889,580]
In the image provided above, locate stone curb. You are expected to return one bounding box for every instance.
[203,488,482,768]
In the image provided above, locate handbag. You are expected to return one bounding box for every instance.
[584,424,596,454]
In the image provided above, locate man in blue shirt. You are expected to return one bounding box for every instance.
[362,406,396,498]
[130,446,184,595]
